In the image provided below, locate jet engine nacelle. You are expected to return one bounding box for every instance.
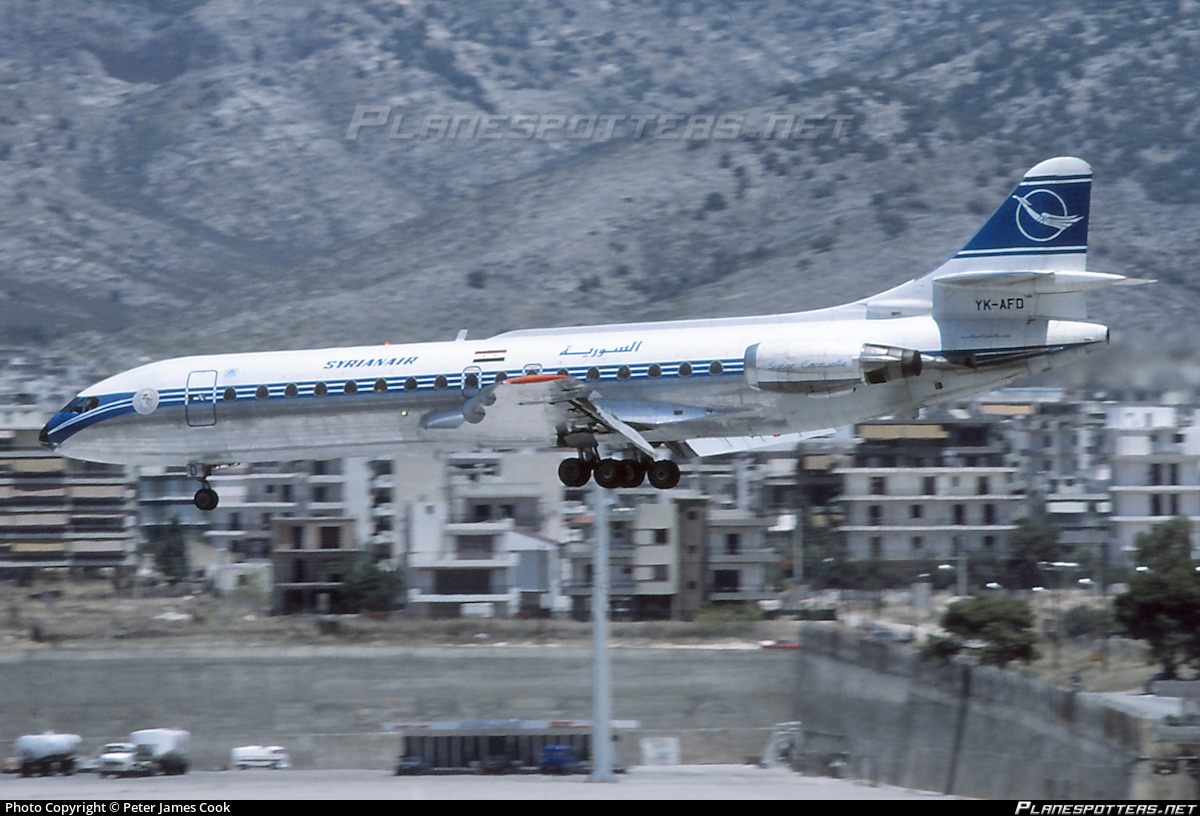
[744,341,922,393]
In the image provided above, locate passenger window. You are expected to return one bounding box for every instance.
[255,386,269,399]
[617,365,631,380]
[586,367,600,381]
[709,361,723,375]
[285,383,298,398]
[344,381,358,395]
[223,387,237,402]
[648,364,662,378]
[678,362,693,377]
[463,373,479,389]
[404,377,417,391]
[374,378,388,393]
[314,382,327,396]
[494,372,508,384]
[434,375,448,390]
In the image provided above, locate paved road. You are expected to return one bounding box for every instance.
[2,767,960,800]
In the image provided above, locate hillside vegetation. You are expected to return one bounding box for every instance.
[1,1,1196,390]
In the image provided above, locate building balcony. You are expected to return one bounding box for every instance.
[839,524,1019,534]
[561,579,638,596]
[710,589,777,603]
[407,590,512,605]
[709,549,775,564]
[408,553,516,570]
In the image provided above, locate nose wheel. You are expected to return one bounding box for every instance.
[193,486,219,511]
[187,463,221,511]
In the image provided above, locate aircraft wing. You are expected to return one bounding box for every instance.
[424,374,659,456]
[678,429,836,458]
[423,374,739,460]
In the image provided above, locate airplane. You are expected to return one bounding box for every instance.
[41,156,1132,511]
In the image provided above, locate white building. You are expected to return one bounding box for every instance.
[836,418,1021,566]
[400,450,568,618]
[1107,405,1200,563]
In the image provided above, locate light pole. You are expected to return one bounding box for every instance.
[589,480,615,783]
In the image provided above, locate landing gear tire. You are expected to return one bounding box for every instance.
[193,487,219,512]
[647,460,681,490]
[593,458,624,489]
[557,458,592,487]
[620,460,646,488]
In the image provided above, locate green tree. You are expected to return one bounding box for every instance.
[925,595,1041,668]
[340,548,401,614]
[143,517,190,583]
[1133,516,1193,573]
[1114,561,1200,679]
[1005,517,1061,589]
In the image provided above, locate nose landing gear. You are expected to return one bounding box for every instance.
[187,463,221,511]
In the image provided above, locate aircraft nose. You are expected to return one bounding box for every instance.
[38,422,54,450]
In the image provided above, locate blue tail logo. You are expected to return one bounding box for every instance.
[1011,189,1084,243]
[954,157,1091,262]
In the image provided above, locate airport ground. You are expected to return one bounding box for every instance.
[0,766,960,800]
[0,577,1173,799]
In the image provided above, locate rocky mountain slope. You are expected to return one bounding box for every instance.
[2,0,1198,390]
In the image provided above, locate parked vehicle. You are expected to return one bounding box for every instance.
[15,732,81,777]
[97,743,153,778]
[539,744,587,774]
[231,745,290,770]
[394,755,430,776]
[130,729,190,775]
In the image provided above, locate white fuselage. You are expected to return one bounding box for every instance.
[38,155,1125,502]
[43,306,1107,468]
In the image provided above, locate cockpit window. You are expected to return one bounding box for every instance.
[60,397,98,414]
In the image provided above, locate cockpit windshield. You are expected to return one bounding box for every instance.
[57,396,99,415]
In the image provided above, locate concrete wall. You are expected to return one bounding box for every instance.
[0,645,801,770]
[2,632,1178,798]
[793,624,1157,799]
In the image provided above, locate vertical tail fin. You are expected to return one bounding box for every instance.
[951,156,1090,273]
[863,157,1094,317]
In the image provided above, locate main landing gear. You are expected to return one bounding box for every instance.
[187,463,220,511]
[558,457,681,490]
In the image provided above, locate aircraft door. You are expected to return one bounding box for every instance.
[185,370,218,427]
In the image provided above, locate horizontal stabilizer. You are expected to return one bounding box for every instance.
[932,268,1129,321]
[931,266,1128,319]
[933,270,1126,293]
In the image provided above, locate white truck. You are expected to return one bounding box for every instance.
[130,729,190,775]
[97,742,153,778]
[15,732,81,777]
[230,745,290,770]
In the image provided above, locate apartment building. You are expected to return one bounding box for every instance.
[1108,404,1200,563]
[836,416,1021,567]
[0,408,133,578]
[401,450,567,618]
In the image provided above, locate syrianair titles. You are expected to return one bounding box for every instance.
[41,157,1137,511]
